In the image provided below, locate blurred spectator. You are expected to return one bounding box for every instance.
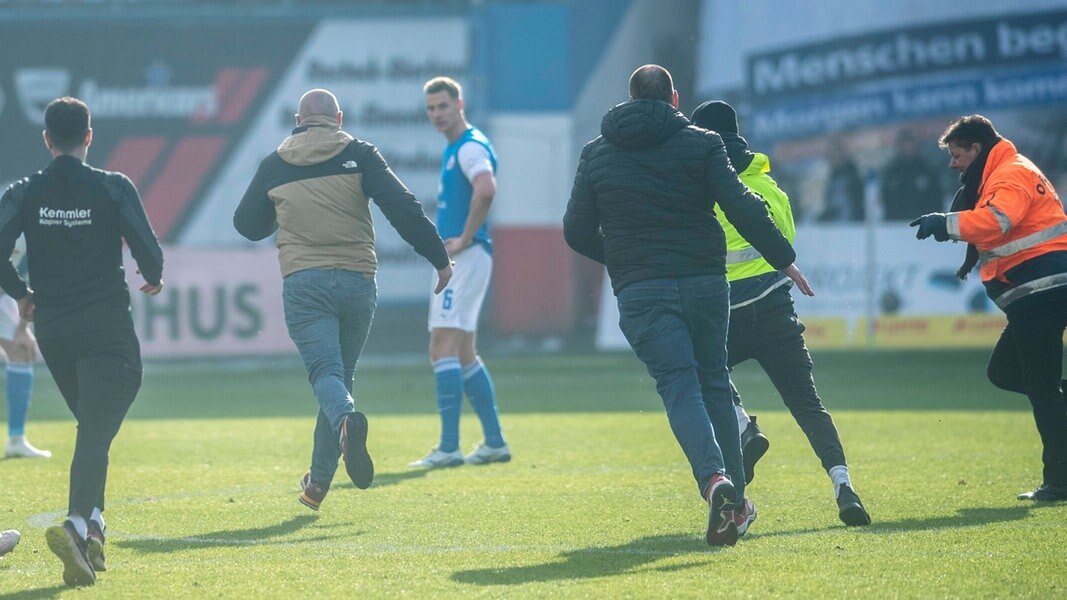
[818,136,864,222]
[881,128,943,220]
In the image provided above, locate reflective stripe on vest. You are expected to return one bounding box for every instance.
[725,247,763,264]
[990,206,1012,235]
[978,220,1067,266]
[994,272,1067,309]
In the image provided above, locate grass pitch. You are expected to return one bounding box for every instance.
[0,350,1065,598]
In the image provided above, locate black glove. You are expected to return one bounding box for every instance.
[909,213,950,242]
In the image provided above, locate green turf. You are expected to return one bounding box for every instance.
[0,350,1064,597]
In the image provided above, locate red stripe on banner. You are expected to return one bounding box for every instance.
[195,68,243,125]
[142,136,227,240]
[492,227,577,334]
[103,137,167,188]
[217,67,268,124]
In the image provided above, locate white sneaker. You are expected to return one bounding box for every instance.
[5,436,52,459]
[464,442,512,465]
[0,529,19,558]
[407,447,465,469]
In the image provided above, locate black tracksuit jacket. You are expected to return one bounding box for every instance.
[0,155,163,339]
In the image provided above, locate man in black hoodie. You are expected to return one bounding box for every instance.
[564,65,813,546]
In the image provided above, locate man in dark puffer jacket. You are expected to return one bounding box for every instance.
[564,65,813,546]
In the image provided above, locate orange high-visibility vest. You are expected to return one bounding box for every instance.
[946,140,1067,298]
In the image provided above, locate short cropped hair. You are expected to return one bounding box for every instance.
[45,97,91,151]
[939,115,1000,150]
[628,65,674,104]
[423,77,462,99]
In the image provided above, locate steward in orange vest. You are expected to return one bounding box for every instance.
[912,114,1067,502]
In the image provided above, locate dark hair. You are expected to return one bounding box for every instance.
[423,76,462,100]
[628,65,673,104]
[44,97,91,151]
[939,114,999,150]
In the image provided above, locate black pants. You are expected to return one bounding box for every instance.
[38,328,142,519]
[987,293,1067,488]
[727,289,847,471]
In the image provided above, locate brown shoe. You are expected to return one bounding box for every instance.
[299,471,328,511]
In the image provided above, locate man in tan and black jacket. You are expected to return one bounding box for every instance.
[234,89,451,510]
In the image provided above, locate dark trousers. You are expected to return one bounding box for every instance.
[727,289,847,471]
[987,293,1067,487]
[617,274,744,499]
[39,328,142,519]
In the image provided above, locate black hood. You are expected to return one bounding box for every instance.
[718,132,755,174]
[601,99,690,149]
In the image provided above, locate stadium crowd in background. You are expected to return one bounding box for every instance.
[234,88,452,511]
[691,100,870,526]
[408,76,510,470]
[0,96,165,586]
[912,114,1067,503]
[564,64,813,546]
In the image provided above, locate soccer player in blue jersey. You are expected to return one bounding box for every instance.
[409,77,510,469]
[3,239,50,459]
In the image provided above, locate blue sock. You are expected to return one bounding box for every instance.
[434,357,463,453]
[6,362,33,437]
[463,358,504,448]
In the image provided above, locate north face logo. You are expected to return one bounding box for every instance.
[342,160,358,169]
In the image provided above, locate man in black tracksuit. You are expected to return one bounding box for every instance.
[0,97,163,587]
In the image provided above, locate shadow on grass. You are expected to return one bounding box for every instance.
[0,584,69,599]
[866,505,1032,532]
[115,514,340,553]
[451,533,713,586]
[746,505,1033,541]
[330,468,431,491]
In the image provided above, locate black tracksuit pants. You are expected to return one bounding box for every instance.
[727,288,847,472]
[987,292,1067,488]
[38,328,142,519]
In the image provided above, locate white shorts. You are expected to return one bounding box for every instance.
[0,295,19,341]
[428,244,492,332]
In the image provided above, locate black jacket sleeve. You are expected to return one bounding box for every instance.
[233,155,280,242]
[360,145,450,270]
[701,131,795,269]
[0,183,28,299]
[107,175,164,286]
[563,143,606,264]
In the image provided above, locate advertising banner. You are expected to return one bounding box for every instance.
[0,17,468,306]
[0,20,313,242]
[124,247,291,358]
[595,224,1004,351]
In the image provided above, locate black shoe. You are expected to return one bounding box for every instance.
[45,521,96,587]
[741,416,770,485]
[836,484,871,526]
[86,520,106,572]
[341,412,374,489]
[1017,484,1067,502]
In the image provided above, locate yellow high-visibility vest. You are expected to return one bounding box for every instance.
[717,152,796,282]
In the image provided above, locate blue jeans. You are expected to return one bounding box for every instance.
[616,274,744,499]
[283,269,377,487]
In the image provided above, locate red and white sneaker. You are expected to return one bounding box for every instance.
[733,497,757,538]
[704,473,738,546]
